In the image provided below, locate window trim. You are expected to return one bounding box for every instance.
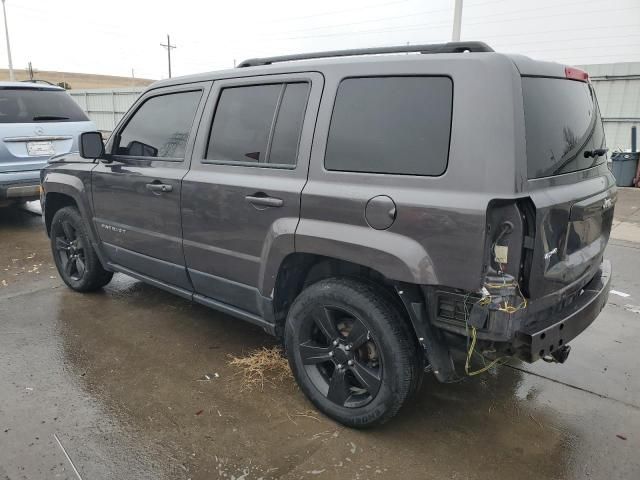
[203,81,311,169]
[323,75,454,177]
[110,88,204,163]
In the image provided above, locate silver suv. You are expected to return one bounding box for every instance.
[0,82,95,206]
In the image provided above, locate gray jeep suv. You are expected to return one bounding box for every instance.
[41,42,614,427]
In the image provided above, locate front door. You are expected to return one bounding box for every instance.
[92,83,209,290]
[182,73,323,314]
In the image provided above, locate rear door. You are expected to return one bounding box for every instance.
[182,73,322,314]
[522,74,616,299]
[92,83,209,290]
[0,86,93,173]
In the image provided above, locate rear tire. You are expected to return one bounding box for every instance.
[284,277,420,428]
[50,206,113,292]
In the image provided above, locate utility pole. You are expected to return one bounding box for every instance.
[452,0,463,42]
[160,34,176,78]
[1,0,15,81]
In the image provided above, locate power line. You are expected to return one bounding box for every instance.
[489,32,640,49]
[267,0,410,24]
[269,5,453,35]
[463,3,640,27]
[265,4,639,41]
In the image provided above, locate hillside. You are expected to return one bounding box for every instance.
[0,68,155,89]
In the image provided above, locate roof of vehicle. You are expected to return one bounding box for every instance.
[0,81,64,90]
[149,42,568,91]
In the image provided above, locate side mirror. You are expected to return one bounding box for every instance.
[79,131,105,160]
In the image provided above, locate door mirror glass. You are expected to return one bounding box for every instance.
[79,131,105,159]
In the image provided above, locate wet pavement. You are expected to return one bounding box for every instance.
[1,192,640,480]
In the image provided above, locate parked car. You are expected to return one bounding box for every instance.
[40,42,614,427]
[0,82,95,206]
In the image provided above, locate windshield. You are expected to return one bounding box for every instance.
[523,77,606,179]
[0,87,89,123]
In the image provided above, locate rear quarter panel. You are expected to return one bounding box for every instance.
[297,54,527,291]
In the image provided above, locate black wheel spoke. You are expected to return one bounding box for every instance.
[55,237,71,251]
[75,257,86,277]
[350,360,381,394]
[346,318,370,349]
[313,306,340,341]
[327,368,351,406]
[299,341,333,365]
[63,257,75,277]
[61,221,75,241]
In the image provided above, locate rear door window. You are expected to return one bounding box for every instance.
[206,82,310,166]
[325,76,453,176]
[115,90,202,159]
[268,83,310,166]
[523,77,606,178]
[0,88,89,123]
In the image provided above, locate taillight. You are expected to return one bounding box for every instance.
[485,201,525,280]
[565,66,589,82]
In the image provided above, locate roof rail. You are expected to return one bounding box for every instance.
[237,41,494,68]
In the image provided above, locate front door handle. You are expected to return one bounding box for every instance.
[245,194,284,208]
[146,182,173,193]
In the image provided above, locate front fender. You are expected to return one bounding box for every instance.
[42,164,109,268]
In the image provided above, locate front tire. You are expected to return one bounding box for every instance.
[50,206,113,292]
[284,277,420,428]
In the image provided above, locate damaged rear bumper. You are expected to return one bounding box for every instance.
[513,260,611,362]
[432,260,611,363]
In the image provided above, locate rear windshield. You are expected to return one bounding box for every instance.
[0,88,89,123]
[523,77,605,179]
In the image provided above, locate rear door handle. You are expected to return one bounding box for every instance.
[245,194,284,208]
[145,183,173,193]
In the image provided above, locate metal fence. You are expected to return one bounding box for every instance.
[68,88,145,133]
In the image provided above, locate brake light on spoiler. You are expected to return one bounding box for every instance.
[565,66,589,82]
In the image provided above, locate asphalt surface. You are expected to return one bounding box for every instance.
[1,191,639,480]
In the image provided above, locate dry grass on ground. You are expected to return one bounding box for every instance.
[228,346,293,391]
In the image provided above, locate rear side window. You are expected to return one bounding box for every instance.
[325,76,453,176]
[0,88,89,123]
[523,77,606,178]
[116,90,202,159]
[206,82,310,166]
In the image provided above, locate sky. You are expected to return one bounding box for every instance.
[1,0,638,80]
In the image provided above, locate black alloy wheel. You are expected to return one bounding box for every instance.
[285,277,421,427]
[54,219,87,282]
[298,304,382,408]
[50,206,113,292]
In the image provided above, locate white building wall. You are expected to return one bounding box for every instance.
[579,62,640,151]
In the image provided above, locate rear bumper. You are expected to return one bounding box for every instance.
[513,260,611,362]
[0,170,42,200]
[432,260,612,363]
